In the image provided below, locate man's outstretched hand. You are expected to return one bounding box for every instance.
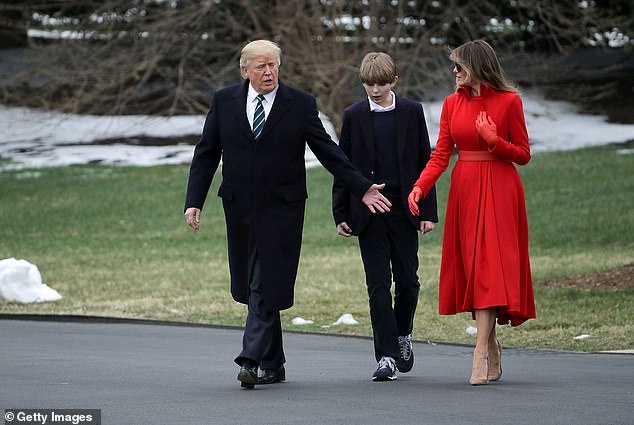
[362,183,392,213]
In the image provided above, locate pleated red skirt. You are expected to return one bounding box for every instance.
[438,156,536,326]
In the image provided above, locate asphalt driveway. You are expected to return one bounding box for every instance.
[0,316,632,425]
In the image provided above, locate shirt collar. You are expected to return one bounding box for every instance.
[248,83,278,105]
[368,91,396,112]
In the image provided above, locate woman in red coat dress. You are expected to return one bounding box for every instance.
[408,40,535,385]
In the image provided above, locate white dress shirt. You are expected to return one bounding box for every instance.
[367,91,396,112]
[246,84,278,129]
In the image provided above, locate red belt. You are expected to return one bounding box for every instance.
[458,151,501,161]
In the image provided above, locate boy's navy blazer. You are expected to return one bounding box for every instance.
[332,96,438,235]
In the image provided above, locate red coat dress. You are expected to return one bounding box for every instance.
[414,83,535,326]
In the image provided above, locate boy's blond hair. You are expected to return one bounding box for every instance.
[359,52,397,85]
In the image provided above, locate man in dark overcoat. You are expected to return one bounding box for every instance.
[184,40,391,389]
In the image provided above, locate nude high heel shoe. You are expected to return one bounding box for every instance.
[488,338,502,382]
[470,352,489,386]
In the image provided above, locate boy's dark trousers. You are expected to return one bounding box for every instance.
[357,202,420,361]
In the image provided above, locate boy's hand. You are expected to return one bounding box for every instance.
[336,222,353,237]
[419,221,435,235]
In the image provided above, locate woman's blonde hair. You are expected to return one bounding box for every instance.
[240,40,281,76]
[359,52,398,85]
[450,39,517,93]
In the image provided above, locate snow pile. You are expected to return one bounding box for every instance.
[291,317,314,325]
[331,313,359,326]
[466,326,478,335]
[0,258,63,303]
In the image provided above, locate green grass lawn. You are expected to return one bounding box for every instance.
[1,143,632,351]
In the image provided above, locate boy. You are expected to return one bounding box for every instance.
[332,52,438,381]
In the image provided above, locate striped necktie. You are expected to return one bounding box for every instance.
[252,94,265,140]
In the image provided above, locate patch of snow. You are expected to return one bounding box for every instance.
[466,326,478,335]
[291,317,315,325]
[1,91,633,169]
[573,334,591,340]
[332,313,359,326]
[0,258,63,303]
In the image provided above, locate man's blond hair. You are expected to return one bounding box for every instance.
[240,40,282,75]
[359,52,397,85]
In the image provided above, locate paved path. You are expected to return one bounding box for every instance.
[1,317,633,425]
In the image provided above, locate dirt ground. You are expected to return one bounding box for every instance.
[541,263,634,290]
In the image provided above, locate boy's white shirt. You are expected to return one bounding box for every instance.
[367,91,396,112]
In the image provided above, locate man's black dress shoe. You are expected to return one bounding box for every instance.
[257,365,286,384]
[237,362,258,389]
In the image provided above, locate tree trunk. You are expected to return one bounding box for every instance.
[0,9,27,48]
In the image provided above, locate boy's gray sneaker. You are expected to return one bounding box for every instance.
[396,334,414,373]
[372,356,397,381]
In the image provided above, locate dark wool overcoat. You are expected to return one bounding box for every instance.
[185,80,372,310]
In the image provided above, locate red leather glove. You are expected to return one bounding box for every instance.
[408,186,423,216]
[475,111,498,146]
